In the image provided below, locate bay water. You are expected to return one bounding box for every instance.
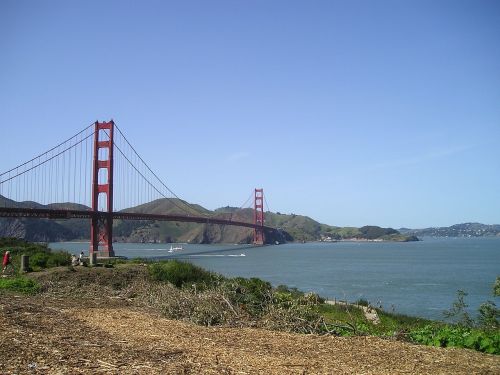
[50,237,499,321]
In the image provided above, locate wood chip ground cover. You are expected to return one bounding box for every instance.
[1,295,499,374]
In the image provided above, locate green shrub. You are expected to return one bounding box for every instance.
[274,285,305,299]
[409,325,500,354]
[30,252,50,269]
[46,251,71,267]
[226,277,273,316]
[443,290,474,327]
[148,260,216,287]
[355,298,370,307]
[478,301,499,330]
[0,277,40,295]
[233,277,272,300]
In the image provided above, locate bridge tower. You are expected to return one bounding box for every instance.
[89,120,115,258]
[253,188,265,245]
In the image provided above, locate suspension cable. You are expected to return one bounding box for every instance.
[0,132,95,185]
[111,141,200,216]
[239,191,254,210]
[264,192,271,213]
[0,122,95,178]
[114,125,206,215]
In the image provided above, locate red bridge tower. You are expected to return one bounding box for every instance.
[253,188,265,245]
[89,120,115,258]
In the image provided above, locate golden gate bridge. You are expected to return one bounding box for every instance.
[0,121,277,257]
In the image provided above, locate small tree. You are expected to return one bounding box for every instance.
[477,277,500,329]
[477,301,499,329]
[443,290,473,327]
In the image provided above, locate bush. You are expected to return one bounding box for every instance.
[46,251,71,267]
[148,260,217,287]
[443,290,474,327]
[355,298,370,307]
[30,252,50,269]
[0,277,40,295]
[275,285,304,299]
[226,277,273,316]
[478,301,499,330]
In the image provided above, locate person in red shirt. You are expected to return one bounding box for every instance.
[2,251,12,274]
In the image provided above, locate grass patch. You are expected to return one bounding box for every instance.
[318,303,365,322]
[0,277,40,295]
[374,309,438,335]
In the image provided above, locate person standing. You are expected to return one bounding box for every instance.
[79,251,85,265]
[2,251,12,274]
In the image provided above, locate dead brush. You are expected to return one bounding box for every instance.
[134,277,330,333]
[135,280,254,326]
[261,295,326,334]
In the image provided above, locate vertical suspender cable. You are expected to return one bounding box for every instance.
[73,136,76,203]
[62,147,65,203]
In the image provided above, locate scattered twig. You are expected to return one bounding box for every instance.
[97,359,117,368]
[280,363,307,367]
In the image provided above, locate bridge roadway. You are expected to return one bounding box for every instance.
[0,207,274,232]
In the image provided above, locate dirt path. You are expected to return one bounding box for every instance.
[1,295,499,374]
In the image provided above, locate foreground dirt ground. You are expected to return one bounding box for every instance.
[0,295,499,374]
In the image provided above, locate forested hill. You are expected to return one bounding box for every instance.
[0,196,417,243]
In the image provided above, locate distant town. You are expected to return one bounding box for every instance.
[400,223,500,238]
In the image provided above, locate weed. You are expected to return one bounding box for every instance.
[409,325,500,354]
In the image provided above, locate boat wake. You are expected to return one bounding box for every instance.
[189,253,246,257]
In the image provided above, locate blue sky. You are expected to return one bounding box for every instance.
[1,0,499,228]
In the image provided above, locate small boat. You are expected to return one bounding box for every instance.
[169,244,183,252]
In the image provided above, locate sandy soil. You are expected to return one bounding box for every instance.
[0,294,499,374]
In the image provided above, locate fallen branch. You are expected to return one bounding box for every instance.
[221,295,238,317]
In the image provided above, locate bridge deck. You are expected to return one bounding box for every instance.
[0,207,274,231]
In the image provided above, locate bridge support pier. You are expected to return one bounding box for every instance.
[89,120,115,258]
[253,188,265,245]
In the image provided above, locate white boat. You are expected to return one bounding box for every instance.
[169,244,183,252]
